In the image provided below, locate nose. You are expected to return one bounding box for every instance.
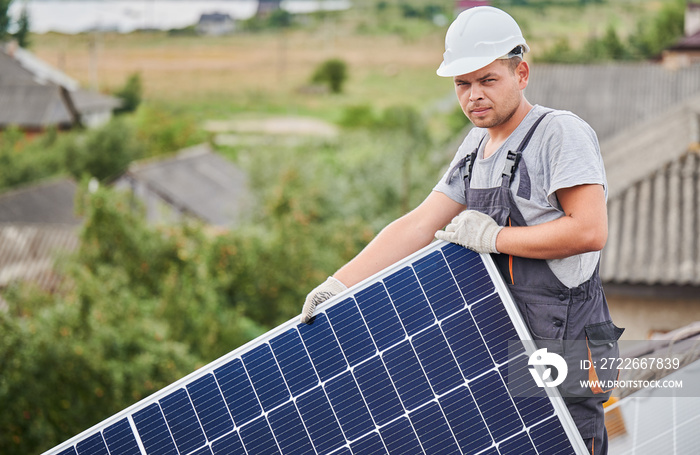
[469,84,484,102]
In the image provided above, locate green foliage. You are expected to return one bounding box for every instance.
[311,58,349,94]
[0,126,65,191]
[63,118,143,182]
[132,104,206,157]
[268,9,292,28]
[13,6,30,48]
[114,73,143,114]
[0,186,269,454]
[0,0,11,40]
[537,0,685,62]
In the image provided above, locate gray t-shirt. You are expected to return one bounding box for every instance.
[434,105,607,288]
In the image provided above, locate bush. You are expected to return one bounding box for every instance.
[311,58,348,94]
[114,73,143,114]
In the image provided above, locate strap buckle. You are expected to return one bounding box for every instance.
[502,150,521,181]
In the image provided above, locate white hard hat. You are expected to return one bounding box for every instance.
[437,6,529,77]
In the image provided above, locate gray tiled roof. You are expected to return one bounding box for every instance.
[0,178,81,225]
[118,144,251,227]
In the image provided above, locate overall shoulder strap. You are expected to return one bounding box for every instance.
[501,110,552,193]
[445,133,486,186]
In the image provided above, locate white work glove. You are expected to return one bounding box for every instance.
[434,210,503,254]
[300,276,347,324]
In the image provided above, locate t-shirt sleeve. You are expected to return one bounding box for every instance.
[433,139,473,206]
[541,114,607,208]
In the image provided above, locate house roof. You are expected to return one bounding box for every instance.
[526,63,700,143]
[119,144,251,227]
[0,223,79,290]
[668,29,700,51]
[0,178,81,225]
[0,44,120,129]
[601,148,700,286]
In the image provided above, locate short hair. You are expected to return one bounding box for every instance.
[504,56,523,73]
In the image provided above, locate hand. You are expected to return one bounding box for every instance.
[300,277,347,324]
[434,210,503,254]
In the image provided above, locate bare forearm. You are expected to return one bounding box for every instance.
[332,191,465,287]
[333,217,436,287]
[496,212,607,259]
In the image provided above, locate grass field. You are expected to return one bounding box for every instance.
[29,0,664,123]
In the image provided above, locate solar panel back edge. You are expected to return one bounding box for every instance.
[45,242,585,455]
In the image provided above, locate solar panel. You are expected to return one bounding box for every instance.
[43,241,588,455]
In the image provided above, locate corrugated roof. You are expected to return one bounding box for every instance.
[0,178,81,225]
[0,223,79,290]
[118,144,251,227]
[526,63,700,142]
[601,149,700,286]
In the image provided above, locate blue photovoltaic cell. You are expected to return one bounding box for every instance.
[132,403,178,455]
[102,418,140,455]
[75,432,108,455]
[439,385,493,454]
[210,431,246,455]
[353,355,404,426]
[410,401,461,455]
[324,371,374,441]
[269,328,319,396]
[413,251,464,320]
[44,242,583,455]
[469,370,523,442]
[239,417,280,455]
[350,432,388,454]
[186,374,234,442]
[442,242,494,304]
[326,297,376,367]
[383,266,434,335]
[499,430,537,455]
[213,358,261,426]
[411,324,463,395]
[383,340,433,411]
[160,388,206,454]
[441,308,493,380]
[380,417,424,455]
[471,293,521,364]
[297,313,347,382]
[241,343,289,412]
[267,401,315,455]
[191,446,213,455]
[354,282,405,351]
[296,386,345,454]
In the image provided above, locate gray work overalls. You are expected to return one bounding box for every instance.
[447,112,624,455]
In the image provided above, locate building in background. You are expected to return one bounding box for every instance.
[196,13,236,36]
[0,42,121,132]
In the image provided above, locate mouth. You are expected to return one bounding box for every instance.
[469,106,491,117]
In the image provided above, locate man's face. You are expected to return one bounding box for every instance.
[453,59,527,129]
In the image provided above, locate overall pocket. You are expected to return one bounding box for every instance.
[584,320,625,394]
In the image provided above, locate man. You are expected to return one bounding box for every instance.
[301,6,622,454]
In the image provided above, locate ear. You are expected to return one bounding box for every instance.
[516,60,529,90]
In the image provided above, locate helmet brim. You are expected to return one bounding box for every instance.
[436,55,499,78]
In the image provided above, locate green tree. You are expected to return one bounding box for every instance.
[0,0,11,41]
[13,6,29,47]
[311,58,348,94]
[63,117,143,181]
[114,72,143,114]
